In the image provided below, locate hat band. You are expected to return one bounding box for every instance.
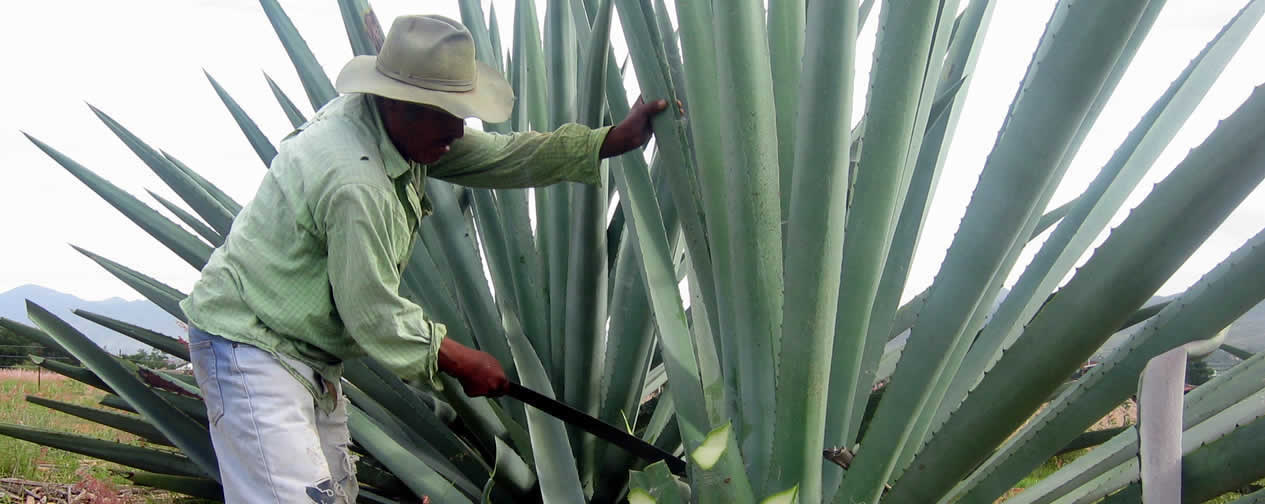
[376,59,476,92]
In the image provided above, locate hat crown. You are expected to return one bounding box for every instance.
[376,15,477,92]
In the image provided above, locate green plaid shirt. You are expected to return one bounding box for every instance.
[180,93,607,409]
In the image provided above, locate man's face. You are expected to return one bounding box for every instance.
[380,98,465,164]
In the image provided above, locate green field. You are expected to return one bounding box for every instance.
[0,367,199,503]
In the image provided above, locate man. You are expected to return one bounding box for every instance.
[180,14,669,503]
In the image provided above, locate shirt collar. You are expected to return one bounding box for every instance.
[361,94,417,179]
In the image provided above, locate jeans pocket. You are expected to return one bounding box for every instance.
[188,337,225,427]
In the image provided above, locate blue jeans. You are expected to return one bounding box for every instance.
[188,327,358,503]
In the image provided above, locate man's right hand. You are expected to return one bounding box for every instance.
[438,338,510,397]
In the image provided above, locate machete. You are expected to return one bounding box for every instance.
[505,382,687,476]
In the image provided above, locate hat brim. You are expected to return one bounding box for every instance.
[335,55,515,124]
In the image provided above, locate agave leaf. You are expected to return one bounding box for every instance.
[341,360,503,491]
[489,400,536,467]
[437,374,511,456]
[824,0,963,499]
[99,393,135,413]
[512,0,550,131]
[940,0,1263,442]
[565,0,614,479]
[123,472,223,501]
[770,0,857,499]
[905,2,1168,471]
[257,0,336,110]
[887,80,1265,503]
[488,5,503,71]
[27,355,110,393]
[1231,488,1265,504]
[72,246,187,322]
[858,0,877,28]
[465,189,548,395]
[263,72,308,129]
[491,201,546,380]
[704,0,787,483]
[610,122,754,503]
[544,0,577,128]
[422,182,516,383]
[26,395,170,446]
[501,309,586,503]
[74,309,190,361]
[348,405,473,503]
[671,2,731,376]
[888,0,966,224]
[26,302,217,479]
[1032,197,1074,238]
[616,0,723,359]
[342,381,484,499]
[1165,410,1265,502]
[537,0,576,386]
[203,71,278,168]
[492,188,548,367]
[837,0,995,461]
[0,423,202,477]
[1056,426,1131,457]
[0,318,70,360]
[400,242,476,349]
[607,130,707,438]
[160,150,243,216]
[651,0,686,113]
[1002,350,1265,504]
[628,461,686,504]
[489,436,536,499]
[147,190,223,247]
[1224,343,1256,360]
[596,155,678,478]
[90,104,237,237]
[685,252,724,425]
[336,0,383,57]
[1137,348,1186,502]
[839,2,1156,501]
[954,222,1265,502]
[23,133,212,269]
[767,0,805,222]
[690,422,755,503]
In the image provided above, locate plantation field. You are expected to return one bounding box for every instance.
[0,368,1255,503]
[0,368,199,503]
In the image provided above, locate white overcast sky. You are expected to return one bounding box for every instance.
[2,0,1263,303]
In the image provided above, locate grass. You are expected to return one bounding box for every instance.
[0,367,202,503]
[0,367,133,482]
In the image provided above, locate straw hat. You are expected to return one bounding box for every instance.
[335,14,513,123]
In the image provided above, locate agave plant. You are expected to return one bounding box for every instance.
[6,0,1265,502]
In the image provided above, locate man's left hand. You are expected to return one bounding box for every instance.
[599,97,682,158]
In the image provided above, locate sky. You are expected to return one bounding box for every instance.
[1,0,1263,304]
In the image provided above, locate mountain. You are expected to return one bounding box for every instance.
[1091,295,1265,372]
[0,284,184,355]
[1207,298,1265,371]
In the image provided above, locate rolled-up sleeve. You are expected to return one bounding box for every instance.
[428,124,612,188]
[321,183,445,387]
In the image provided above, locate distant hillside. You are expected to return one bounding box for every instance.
[0,284,184,355]
[1207,297,1265,371]
[1092,295,1265,372]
